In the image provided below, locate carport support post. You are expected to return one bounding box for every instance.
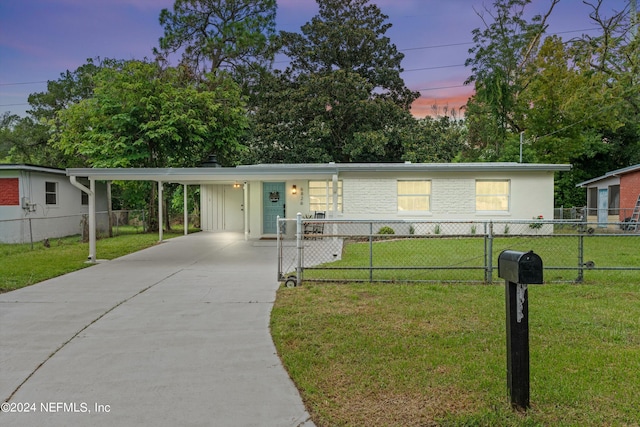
[183,184,188,236]
[296,212,302,287]
[243,182,249,241]
[89,178,96,262]
[505,280,530,410]
[158,181,163,242]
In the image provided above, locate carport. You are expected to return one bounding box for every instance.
[66,165,336,262]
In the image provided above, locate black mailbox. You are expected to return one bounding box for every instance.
[498,250,543,284]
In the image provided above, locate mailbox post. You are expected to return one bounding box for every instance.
[498,250,543,411]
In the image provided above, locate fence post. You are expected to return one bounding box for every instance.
[277,215,282,281]
[296,213,303,287]
[28,217,33,250]
[576,208,587,283]
[486,221,494,284]
[369,222,374,282]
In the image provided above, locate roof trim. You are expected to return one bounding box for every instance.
[0,164,67,175]
[575,163,640,187]
[67,162,572,183]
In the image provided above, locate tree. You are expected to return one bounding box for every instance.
[280,0,417,109]
[53,60,247,168]
[27,59,106,123]
[401,116,467,163]
[246,70,414,163]
[464,0,558,159]
[0,112,67,166]
[156,0,277,79]
[53,60,248,231]
[247,0,418,163]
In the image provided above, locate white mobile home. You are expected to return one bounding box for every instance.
[0,165,108,243]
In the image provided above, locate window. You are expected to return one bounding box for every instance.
[608,185,620,215]
[309,180,342,212]
[45,181,58,205]
[587,187,598,216]
[81,191,89,205]
[476,180,510,211]
[397,180,431,211]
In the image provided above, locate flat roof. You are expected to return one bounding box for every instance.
[66,162,571,184]
[0,164,67,175]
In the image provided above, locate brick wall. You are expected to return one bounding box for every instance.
[433,179,475,215]
[343,179,396,214]
[620,170,640,219]
[0,178,19,205]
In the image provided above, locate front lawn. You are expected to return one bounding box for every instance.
[271,282,640,426]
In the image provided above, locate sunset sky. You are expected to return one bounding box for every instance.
[0,0,631,119]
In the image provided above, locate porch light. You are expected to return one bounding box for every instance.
[233,182,241,189]
[292,185,297,195]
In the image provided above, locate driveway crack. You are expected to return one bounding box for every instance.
[3,269,183,404]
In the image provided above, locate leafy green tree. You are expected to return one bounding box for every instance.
[156,0,277,79]
[246,69,413,163]
[53,60,248,231]
[27,59,106,122]
[0,60,108,167]
[0,112,69,166]
[247,0,418,163]
[401,116,467,163]
[280,0,417,109]
[464,0,558,159]
[53,60,247,168]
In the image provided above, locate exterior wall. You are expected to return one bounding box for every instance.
[340,171,555,222]
[200,184,244,232]
[202,170,560,238]
[0,170,108,243]
[620,170,640,220]
[344,178,395,215]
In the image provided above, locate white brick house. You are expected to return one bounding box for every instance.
[68,162,570,242]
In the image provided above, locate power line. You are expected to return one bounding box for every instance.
[404,64,465,72]
[416,84,467,92]
[398,28,599,52]
[0,81,47,86]
[0,27,602,86]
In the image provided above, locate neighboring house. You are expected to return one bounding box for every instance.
[0,165,108,243]
[576,164,640,228]
[67,162,570,241]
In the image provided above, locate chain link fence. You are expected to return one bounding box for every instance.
[277,215,640,285]
[0,209,199,246]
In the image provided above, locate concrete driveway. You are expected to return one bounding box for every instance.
[0,232,313,426]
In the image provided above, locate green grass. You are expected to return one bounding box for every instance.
[271,282,640,426]
[302,235,640,284]
[0,227,199,293]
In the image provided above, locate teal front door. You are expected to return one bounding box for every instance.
[263,182,285,234]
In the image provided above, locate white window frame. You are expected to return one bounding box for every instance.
[475,179,510,212]
[45,181,58,206]
[397,180,431,213]
[309,180,342,213]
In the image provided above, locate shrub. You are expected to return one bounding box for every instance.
[377,226,395,235]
